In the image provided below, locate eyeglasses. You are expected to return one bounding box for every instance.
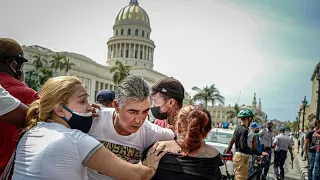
[0,54,28,62]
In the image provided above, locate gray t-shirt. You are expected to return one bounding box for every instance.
[0,85,20,116]
[12,122,103,180]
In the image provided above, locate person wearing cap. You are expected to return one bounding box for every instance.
[258,121,274,180]
[272,127,293,180]
[87,75,174,180]
[248,122,262,153]
[150,77,185,129]
[96,90,115,108]
[248,122,263,170]
[0,38,40,175]
[233,108,268,180]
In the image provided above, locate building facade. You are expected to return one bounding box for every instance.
[22,0,171,103]
[299,62,320,131]
[208,93,266,125]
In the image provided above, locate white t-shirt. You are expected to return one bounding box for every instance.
[12,122,103,180]
[87,108,175,180]
[0,85,20,116]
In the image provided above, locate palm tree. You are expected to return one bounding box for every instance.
[192,84,224,108]
[39,68,53,85]
[25,70,40,91]
[63,57,75,75]
[253,112,263,123]
[50,53,65,72]
[185,98,195,105]
[32,54,47,71]
[225,103,240,124]
[109,61,131,85]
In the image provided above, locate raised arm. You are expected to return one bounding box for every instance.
[225,135,235,153]
[0,86,28,127]
[0,103,28,127]
[87,142,166,180]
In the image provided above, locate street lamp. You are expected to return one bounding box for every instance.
[298,111,301,133]
[296,115,300,138]
[302,96,308,132]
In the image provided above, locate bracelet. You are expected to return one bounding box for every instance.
[148,165,157,173]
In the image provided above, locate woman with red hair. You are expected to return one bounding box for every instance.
[143,105,223,180]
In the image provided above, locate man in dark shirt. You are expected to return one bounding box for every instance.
[304,121,320,180]
[233,108,269,180]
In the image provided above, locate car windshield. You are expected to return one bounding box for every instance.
[204,131,233,144]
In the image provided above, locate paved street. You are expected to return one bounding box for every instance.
[263,139,303,180]
[264,152,302,180]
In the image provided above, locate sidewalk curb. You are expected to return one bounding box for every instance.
[294,138,308,180]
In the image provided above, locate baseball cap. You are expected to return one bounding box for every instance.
[96,90,115,102]
[279,127,286,132]
[250,122,261,129]
[0,38,28,62]
[151,77,185,100]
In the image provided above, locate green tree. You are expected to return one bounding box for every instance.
[32,54,47,71]
[25,70,40,90]
[63,57,75,75]
[39,68,53,85]
[252,113,263,123]
[225,103,240,124]
[50,53,65,72]
[109,60,131,85]
[192,84,224,108]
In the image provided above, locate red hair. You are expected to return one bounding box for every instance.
[175,105,211,155]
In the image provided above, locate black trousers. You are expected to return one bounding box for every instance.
[274,150,287,180]
[262,149,272,178]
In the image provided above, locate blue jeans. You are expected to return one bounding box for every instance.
[308,152,316,180]
[313,152,320,180]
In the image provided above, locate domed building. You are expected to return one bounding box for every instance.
[22,0,174,103]
[107,0,155,70]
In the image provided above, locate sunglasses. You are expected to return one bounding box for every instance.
[0,54,28,63]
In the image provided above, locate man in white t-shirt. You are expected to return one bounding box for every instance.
[0,85,28,127]
[88,75,175,180]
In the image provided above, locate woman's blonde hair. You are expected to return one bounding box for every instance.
[175,105,212,155]
[26,76,83,131]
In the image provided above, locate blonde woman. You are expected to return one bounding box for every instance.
[11,76,166,180]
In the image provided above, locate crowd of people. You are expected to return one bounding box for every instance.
[0,37,299,180]
[0,37,224,180]
[299,121,320,180]
[225,111,294,180]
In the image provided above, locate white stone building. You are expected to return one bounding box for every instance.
[22,0,179,103]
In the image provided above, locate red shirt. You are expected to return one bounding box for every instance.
[0,72,40,175]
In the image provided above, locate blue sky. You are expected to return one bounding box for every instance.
[0,0,319,121]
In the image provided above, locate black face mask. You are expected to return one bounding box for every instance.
[254,130,259,133]
[9,60,24,79]
[62,105,93,133]
[151,100,169,120]
[267,125,272,130]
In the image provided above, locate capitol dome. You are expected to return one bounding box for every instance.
[107,0,155,70]
[115,0,150,28]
